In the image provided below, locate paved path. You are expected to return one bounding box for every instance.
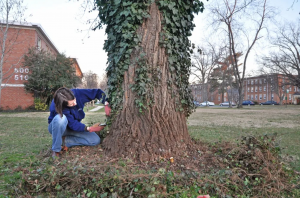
[89,106,104,112]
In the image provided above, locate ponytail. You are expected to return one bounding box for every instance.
[53,87,75,117]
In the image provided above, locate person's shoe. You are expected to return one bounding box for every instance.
[62,136,68,152]
[52,151,60,159]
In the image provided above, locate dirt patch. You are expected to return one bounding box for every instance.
[188,107,300,128]
[0,112,49,118]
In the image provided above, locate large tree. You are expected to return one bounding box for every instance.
[209,0,272,108]
[260,19,300,87]
[23,48,81,104]
[0,0,26,108]
[94,0,205,161]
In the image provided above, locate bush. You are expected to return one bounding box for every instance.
[34,98,48,111]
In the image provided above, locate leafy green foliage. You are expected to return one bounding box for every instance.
[94,0,205,116]
[22,48,81,104]
[157,0,204,115]
[94,0,152,111]
[34,98,48,111]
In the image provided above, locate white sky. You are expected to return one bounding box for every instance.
[24,0,299,79]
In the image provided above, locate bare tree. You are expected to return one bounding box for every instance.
[209,0,273,108]
[81,70,99,89]
[99,73,108,91]
[191,43,221,104]
[0,0,26,107]
[260,19,300,87]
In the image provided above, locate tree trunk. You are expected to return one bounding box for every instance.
[238,81,244,108]
[102,3,192,162]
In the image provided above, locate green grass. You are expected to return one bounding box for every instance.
[1,106,300,195]
[0,111,106,195]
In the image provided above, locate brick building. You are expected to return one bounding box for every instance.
[244,74,300,105]
[0,22,82,110]
[190,73,300,105]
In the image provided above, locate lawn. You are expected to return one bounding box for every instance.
[189,105,300,169]
[0,105,299,196]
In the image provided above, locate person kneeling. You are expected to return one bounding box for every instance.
[48,87,106,159]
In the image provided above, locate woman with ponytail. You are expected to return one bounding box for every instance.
[48,87,107,158]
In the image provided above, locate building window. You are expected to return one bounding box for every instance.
[224,92,227,96]
[248,95,250,99]
[263,94,266,99]
[294,86,297,91]
[282,86,285,91]
[271,94,274,100]
[289,94,291,100]
[255,79,258,84]
[248,80,250,84]
[251,87,253,92]
[251,80,254,85]
[247,87,250,92]
[37,37,41,50]
[264,86,266,91]
[251,95,254,100]
[255,95,258,100]
[264,79,267,83]
[259,79,262,84]
[218,96,220,101]
[255,86,258,92]
[259,94,262,100]
[224,98,227,102]
[259,86,262,91]
[289,87,292,91]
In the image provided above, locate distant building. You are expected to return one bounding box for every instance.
[244,74,300,105]
[0,22,82,110]
[190,73,300,105]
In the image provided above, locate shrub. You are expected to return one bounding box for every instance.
[34,98,48,111]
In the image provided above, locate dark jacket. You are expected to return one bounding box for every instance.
[48,89,105,131]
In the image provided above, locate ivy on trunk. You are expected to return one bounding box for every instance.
[94,0,205,161]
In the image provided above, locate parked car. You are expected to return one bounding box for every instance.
[260,100,279,105]
[219,102,236,106]
[200,101,215,106]
[193,101,200,107]
[242,100,255,105]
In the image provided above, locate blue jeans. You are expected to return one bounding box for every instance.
[48,114,100,152]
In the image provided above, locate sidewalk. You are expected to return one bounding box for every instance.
[89,106,104,112]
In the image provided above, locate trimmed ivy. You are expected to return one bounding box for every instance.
[94,0,205,116]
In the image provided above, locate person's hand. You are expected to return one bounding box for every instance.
[105,101,111,116]
[88,125,104,132]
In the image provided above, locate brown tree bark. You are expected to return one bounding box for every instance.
[102,3,192,162]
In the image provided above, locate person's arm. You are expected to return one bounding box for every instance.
[63,110,86,132]
[72,89,106,104]
[63,109,105,132]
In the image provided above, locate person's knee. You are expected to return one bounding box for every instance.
[89,133,100,146]
[53,114,68,127]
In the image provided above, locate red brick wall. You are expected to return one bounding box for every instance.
[1,87,34,110]
[1,26,58,110]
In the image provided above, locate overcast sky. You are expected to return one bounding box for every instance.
[24,0,299,80]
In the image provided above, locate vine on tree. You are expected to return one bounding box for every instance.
[94,0,205,116]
